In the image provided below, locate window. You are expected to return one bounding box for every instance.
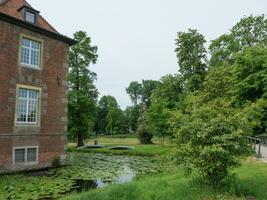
[25,10,36,24]
[14,149,25,163]
[17,88,39,124]
[14,147,38,164]
[21,38,41,68]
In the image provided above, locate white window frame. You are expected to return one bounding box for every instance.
[20,37,41,68]
[15,84,42,127]
[17,88,39,125]
[13,146,39,165]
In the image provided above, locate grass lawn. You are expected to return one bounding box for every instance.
[68,135,174,156]
[63,160,267,200]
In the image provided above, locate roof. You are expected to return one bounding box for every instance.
[0,0,77,45]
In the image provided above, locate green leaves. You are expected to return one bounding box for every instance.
[231,46,267,105]
[209,15,267,67]
[171,101,253,186]
[68,31,98,146]
[175,29,207,92]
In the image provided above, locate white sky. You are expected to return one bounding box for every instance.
[28,0,267,108]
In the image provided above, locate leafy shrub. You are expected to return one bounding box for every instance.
[170,100,253,187]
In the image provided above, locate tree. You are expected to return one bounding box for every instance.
[231,46,267,105]
[125,80,159,140]
[140,80,159,106]
[230,46,267,135]
[68,31,98,147]
[137,104,153,144]
[209,15,267,67]
[95,95,125,136]
[106,98,124,136]
[94,96,110,135]
[175,29,207,91]
[124,106,140,133]
[126,80,159,107]
[148,74,184,138]
[126,81,142,106]
[203,63,234,102]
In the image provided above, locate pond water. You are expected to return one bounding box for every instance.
[75,164,135,192]
[0,153,176,200]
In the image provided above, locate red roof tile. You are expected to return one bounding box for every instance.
[0,0,58,33]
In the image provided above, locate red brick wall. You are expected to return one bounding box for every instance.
[0,19,69,171]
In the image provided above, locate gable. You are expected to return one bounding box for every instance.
[0,0,58,34]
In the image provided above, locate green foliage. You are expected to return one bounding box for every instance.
[175,29,207,91]
[126,80,160,141]
[148,74,184,137]
[126,81,142,106]
[231,15,267,48]
[124,105,140,133]
[231,46,267,105]
[209,15,267,67]
[170,99,253,186]
[140,80,159,106]
[237,99,267,135]
[203,63,233,101]
[147,98,170,137]
[95,95,126,135]
[151,74,184,109]
[68,31,98,146]
[126,80,159,107]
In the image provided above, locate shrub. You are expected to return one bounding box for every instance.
[170,101,253,187]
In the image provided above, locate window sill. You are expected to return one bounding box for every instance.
[16,123,39,127]
[20,64,41,70]
[13,162,38,166]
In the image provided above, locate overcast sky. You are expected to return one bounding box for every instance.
[29,0,267,108]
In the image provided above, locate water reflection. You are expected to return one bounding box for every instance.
[74,165,135,193]
[117,165,135,184]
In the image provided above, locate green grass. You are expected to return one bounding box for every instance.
[63,161,267,200]
[68,135,173,156]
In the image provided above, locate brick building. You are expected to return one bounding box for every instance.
[0,0,76,172]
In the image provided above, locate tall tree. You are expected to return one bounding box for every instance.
[126,81,142,106]
[95,95,125,136]
[140,80,159,106]
[209,15,267,67]
[68,31,98,147]
[94,96,110,135]
[175,29,207,91]
[124,106,140,133]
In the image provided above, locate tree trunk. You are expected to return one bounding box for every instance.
[77,131,84,147]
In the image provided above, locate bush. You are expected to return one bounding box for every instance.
[170,101,253,187]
